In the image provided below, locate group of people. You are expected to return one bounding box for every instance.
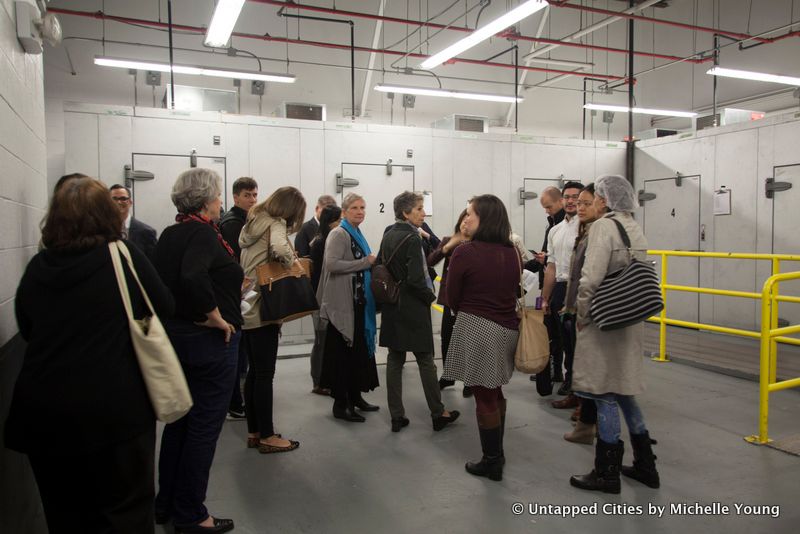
[3,168,660,534]
[524,177,660,494]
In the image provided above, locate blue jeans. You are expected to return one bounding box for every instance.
[575,391,647,444]
[156,322,240,526]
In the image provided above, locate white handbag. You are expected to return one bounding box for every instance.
[109,241,193,423]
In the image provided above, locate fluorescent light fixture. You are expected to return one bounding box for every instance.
[707,67,800,87]
[584,103,697,118]
[94,56,295,83]
[375,84,522,103]
[204,0,246,47]
[420,0,549,70]
[523,57,594,69]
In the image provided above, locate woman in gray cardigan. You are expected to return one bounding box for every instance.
[317,193,380,422]
[569,175,660,494]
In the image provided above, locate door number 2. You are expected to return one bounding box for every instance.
[379,203,385,213]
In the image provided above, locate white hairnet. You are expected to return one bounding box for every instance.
[595,174,636,212]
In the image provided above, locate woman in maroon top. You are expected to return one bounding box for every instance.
[442,194,521,482]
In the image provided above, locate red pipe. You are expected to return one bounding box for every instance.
[551,1,774,44]
[48,7,628,81]
[250,0,706,63]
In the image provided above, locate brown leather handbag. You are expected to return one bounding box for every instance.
[255,228,318,322]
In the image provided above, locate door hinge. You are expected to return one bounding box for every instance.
[765,177,792,199]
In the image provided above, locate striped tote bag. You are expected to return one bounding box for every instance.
[589,218,663,331]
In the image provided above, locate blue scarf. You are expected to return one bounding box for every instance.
[340,219,377,357]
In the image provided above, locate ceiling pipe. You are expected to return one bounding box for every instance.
[551,1,774,44]
[250,0,707,64]
[524,0,663,61]
[48,7,628,82]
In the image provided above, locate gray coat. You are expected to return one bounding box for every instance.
[316,226,372,345]
[378,223,436,353]
[572,212,649,396]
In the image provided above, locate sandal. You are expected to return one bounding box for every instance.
[257,438,300,454]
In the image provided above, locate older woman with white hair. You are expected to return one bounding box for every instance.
[154,168,242,533]
[569,175,660,495]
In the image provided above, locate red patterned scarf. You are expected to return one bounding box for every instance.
[175,212,235,257]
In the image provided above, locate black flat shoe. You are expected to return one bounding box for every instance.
[391,417,410,432]
[174,517,234,533]
[333,405,366,423]
[353,398,380,411]
[432,410,460,431]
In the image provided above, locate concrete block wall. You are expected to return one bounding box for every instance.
[0,0,49,532]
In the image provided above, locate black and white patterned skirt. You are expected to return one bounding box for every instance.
[442,312,519,388]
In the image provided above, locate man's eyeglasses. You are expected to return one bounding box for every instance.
[112,196,131,203]
[563,194,581,201]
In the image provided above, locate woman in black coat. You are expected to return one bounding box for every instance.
[155,169,244,534]
[5,177,174,534]
[378,191,459,433]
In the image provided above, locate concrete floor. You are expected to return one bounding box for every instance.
[156,351,800,534]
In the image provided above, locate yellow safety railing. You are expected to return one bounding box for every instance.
[745,271,800,445]
[645,250,800,445]
[646,251,800,362]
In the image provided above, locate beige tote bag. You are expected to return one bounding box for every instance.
[514,259,550,374]
[109,241,193,423]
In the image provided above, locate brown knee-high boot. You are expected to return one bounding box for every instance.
[465,410,503,481]
[499,398,507,463]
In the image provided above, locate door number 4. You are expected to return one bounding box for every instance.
[670,208,676,217]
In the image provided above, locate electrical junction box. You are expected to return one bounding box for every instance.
[15,1,42,54]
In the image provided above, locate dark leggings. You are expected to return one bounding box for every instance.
[243,324,280,438]
[440,306,456,365]
[471,386,505,416]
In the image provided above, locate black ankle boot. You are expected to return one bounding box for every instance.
[570,439,623,494]
[465,425,503,481]
[622,431,660,488]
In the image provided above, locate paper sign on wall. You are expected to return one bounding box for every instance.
[714,188,731,216]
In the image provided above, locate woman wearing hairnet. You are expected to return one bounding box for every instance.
[569,175,660,494]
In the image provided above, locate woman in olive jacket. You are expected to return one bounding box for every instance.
[378,191,459,433]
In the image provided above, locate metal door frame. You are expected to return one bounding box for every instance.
[643,174,702,321]
[131,152,229,216]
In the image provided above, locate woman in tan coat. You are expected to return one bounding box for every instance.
[239,186,306,453]
[569,175,660,494]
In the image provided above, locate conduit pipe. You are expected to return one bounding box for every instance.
[250,0,707,64]
[550,1,782,45]
[48,8,628,82]
[524,0,663,61]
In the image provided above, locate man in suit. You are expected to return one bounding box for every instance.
[294,194,337,257]
[109,184,157,261]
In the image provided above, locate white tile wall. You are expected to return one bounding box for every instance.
[0,1,47,346]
